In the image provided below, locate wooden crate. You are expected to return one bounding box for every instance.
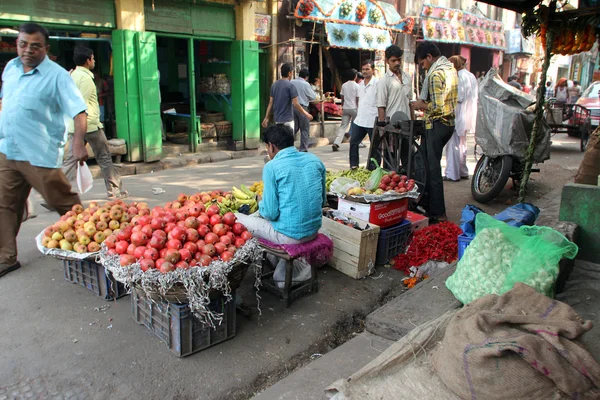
[321,213,380,279]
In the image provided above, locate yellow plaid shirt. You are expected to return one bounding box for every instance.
[424,69,458,129]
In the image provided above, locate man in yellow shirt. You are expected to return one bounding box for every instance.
[411,42,458,223]
[62,46,128,199]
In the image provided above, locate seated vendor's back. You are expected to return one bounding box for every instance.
[260,146,326,241]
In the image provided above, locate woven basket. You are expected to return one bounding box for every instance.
[137,260,251,304]
[201,112,225,124]
[201,123,217,138]
[214,121,233,137]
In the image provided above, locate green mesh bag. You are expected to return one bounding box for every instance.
[364,158,388,191]
[446,213,578,304]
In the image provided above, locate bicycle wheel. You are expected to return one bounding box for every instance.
[407,140,428,208]
[471,155,512,203]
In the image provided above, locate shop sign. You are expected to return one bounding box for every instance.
[255,14,271,43]
[505,30,534,55]
[325,22,392,51]
[420,4,506,50]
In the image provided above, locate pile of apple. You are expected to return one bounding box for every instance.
[378,171,416,194]
[104,192,252,273]
[41,200,144,254]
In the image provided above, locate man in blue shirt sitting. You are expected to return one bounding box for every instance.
[236,124,326,244]
[0,23,88,277]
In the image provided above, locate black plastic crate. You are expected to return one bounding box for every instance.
[131,290,236,357]
[376,219,412,265]
[63,259,128,301]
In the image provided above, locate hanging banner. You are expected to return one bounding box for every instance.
[254,14,271,43]
[295,0,415,34]
[325,22,392,51]
[420,4,506,50]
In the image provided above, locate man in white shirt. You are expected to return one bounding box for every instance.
[349,60,379,169]
[376,45,414,123]
[333,69,359,151]
[290,68,316,152]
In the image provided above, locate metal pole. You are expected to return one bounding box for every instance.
[188,37,198,152]
[319,35,325,138]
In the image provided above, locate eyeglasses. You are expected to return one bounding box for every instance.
[18,41,45,51]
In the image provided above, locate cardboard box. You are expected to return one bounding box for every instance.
[405,211,429,233]
[337,198,408,228]
[320,211,380,279]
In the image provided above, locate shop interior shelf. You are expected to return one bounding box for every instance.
[199,93,232,111]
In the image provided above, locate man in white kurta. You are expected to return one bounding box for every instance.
[445,56,477,181]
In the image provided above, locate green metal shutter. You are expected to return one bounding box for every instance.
[144,0,235,39]
[136,32,163,162]
[113,30,143,162]
[231,40,261,149]
[1,0,116,28]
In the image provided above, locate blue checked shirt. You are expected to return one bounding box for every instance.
[259,147,327,240]
[0,56,87,168]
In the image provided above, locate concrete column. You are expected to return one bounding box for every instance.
[115,0,145,31]
[235,2,256,41]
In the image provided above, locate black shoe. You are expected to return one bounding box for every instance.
[332,144,339,152]
[0,261,21,278]
[442,176,460,182]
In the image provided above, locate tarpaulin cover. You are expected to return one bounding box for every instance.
[475,69,551,162]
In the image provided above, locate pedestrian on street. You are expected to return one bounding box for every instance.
[290,68,316,152]
[332,69,359,151]
[62,46,128,200]
[262,63,313,133]
[568,80,582,103]
[411,42,458,223]
[555,78,569,104]
[0,23,88,278]
[507,75,523,90]
[349,59,380,169]
[445,55,477,182]
[545,81,554,101]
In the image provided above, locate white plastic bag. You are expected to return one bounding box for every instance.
[330,177,360,196]
[76,163,93,194]
[272,257,312,289]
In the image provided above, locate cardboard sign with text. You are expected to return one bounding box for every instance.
[338,198,408,228]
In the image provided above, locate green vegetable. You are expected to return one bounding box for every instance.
[326,167,371,192]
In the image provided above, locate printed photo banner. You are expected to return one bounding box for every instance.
[420,4,506,50]
[325,22,392,51]
[295,0,415,34]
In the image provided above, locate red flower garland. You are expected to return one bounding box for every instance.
[391,221,462,274]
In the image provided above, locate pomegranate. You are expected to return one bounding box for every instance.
[175,261,190,270]
[186,228,200,243]
[166,239,182,250]
[232,223,245,236]
[197,214,210,225]
[115,240,129,255]
[155,258,165,269]
[149,235,166,250]
[159,248,168,259]
[151,218,166,230]
[197,224,211,238]
[140,258,155,272]
[201,244,216,257]
[222,212,236,227]
[104,235,117,249]
[184,217,199,229]
[164,249,181,264]
[131,231,148,247]
[179,248,192,263]
[183,242,198,254]
[134,246,146,259]
[198,254,213,266]
[214,242,227,255]
[204,232,219,245]
[120,254,136,267]
[206,204,220,217]
[241,231,253,241]
[212,223,228,237]
[209,214,222,226]
[170,226,187,242]
[219,235,232,246]
[159,261,174,273]
[144,247,159,261]
[221,251,234,262]
[127,243,136,256]
[234,238,246,248]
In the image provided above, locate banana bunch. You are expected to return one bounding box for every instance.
[232,185,258,214]
[249,181,264,196]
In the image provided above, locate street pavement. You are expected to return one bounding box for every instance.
[0,135,584,399]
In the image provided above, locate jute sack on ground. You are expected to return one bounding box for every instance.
[575,126,600,185]
[433,283,600,400]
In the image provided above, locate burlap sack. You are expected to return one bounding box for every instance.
[433,283,600,400]
[575,126,600,185]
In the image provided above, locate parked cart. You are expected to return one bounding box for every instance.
[545,100,592,152]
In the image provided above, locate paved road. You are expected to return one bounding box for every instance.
[0,135,583,399]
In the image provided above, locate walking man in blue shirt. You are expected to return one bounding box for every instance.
[0,23,88,277]
[290,68,316,152]
[236,124,326,244]
[262,63,313,133]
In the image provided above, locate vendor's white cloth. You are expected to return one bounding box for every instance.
[354,77,379,128]
[445,68,477,181]
[235,212,316,245]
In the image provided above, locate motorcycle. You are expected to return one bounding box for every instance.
[471,70,551,203]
